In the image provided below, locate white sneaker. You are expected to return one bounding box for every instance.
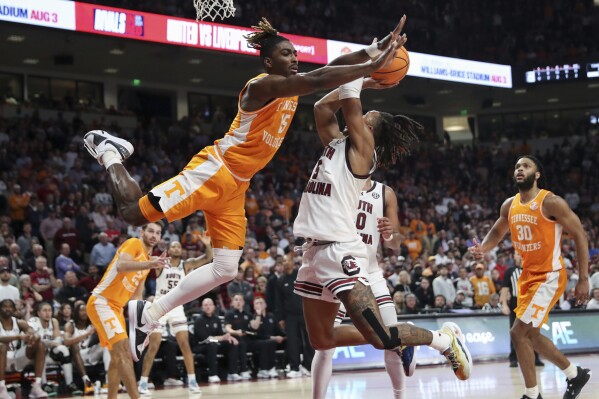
[29,383,49,399]
[188,380,201,394]
[147,382,155,390]
[163,378,184,387]
[128,300,160,362]
[226,374,242,382]
[0,385,11,399]
[440,322,472,381]
[257,370,270,379]
[83,130,134,166]
[286,370,302,379]
[239,371,252,380]
[138,381,151,396]
[208,375,221,383]
[268,367,278,378]
[300,365,311,376]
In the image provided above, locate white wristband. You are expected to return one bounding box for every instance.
[383,234,393,242]
[365,42,382,58]
[339,78,364,100]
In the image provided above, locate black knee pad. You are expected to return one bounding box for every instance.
[362,308,402,350]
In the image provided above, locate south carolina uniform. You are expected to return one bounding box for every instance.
[335,181,394,322]
[509,189,567,327]
[138,74,298,247]
[153,263,188,335]
[70,321,105,366]
[1,316,31,371]
[87,238,150,349]
[293,137,371,303]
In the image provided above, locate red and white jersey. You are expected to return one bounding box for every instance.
[71,322,95,350]
[155,262,185,300]
[357,181,385,273]
[0,317,22,353]
[294,137,371,242]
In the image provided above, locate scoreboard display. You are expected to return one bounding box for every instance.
[525,62,599,84]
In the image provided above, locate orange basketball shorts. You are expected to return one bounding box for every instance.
[515,268,566,328]
[139,146,250,248]
[86,295,127,350]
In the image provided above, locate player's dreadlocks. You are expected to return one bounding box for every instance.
[374,113,422,169]
[244,18,289,59]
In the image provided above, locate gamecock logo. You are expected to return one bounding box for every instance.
[341,255,360,276]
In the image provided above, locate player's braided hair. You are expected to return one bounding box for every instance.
[374,113,422,169]
[244,18,289,58]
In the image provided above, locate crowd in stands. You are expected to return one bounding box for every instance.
[84,0,599,66]
[0,99,598,392]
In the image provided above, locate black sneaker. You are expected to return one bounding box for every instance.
[563,367,591,399]
[67,383,83,396]
[127,300,160,361]
[520,395,542,399]
[535,359,545,367]
[510,361,518,368]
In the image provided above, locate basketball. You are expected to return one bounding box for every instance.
[371,46,410,85]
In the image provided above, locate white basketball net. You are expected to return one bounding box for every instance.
[194,0,236,21]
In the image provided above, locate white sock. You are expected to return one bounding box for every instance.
[187,374,196,383]
[63,363,73,385]
[83,375,90,383]
[563,363,578,380]
[311,349,335,399]
[524,385,539,398]
[0,381,5,388]
[35,377,42,385]
[393,388,404,399]
[140,376,149,384]
[384,350,405,395]
[101,150,121,169]
[149,249,241,320]
[429,330,451,352]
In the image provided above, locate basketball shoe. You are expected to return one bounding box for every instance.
[439,322,472,380]
[83,130,134,166]
[128,300,160,362]
[563,367,591,399]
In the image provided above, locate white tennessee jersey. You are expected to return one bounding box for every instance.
[155,262,185,300]
[28,317,55,344]
[357,181,385,272]
[71,322,95,349]
[294,137,371,242]
[0,317,22,352]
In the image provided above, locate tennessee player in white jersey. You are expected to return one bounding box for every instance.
[64,303,110,395]
[138,235,212,395]
[293,44,472,385]
[82,16,407,362]
[29,302,80,395]
[469,155,590,399]
[311,178,416,399]
[0,299,48,399]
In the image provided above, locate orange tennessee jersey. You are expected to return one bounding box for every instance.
[213,74,298,180]
[92,238,150,307]
[508,189,564,273]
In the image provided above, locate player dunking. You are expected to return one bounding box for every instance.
[86,222,168,399]
[137,237,212,395]
[311,177,415,399]
[83,16,408,361]
[469,155,591,399]
[292,70,472,381]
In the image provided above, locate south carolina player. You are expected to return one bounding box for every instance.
[138,235,212,395]
[29,302,80,395]
[0,299,47,399]
[64,303,110,395]
[293,59,472,382]
[311,178,414,399]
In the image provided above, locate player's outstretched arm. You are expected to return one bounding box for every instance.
[543,194,590,303]
[116,251,170,272]
[313,89,343,146]
[468,197,513,258]
[185,232,213,273]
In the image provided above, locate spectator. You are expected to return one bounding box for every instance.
[23,243,45,275]
[39,206,63,267]
[432,264,456,307]
[191,297,242,383]
[162,223,180,245]
[56,271,88,307]
[246,297,285,379]
[56,302,73,329]
[392,291,405,314]
[482,293,502,313]
[393,270,412,294]
[470,263,496,309]
[55,243,82,281]
[0,256,17,288]
[414,273,435,309]
[7,183,31,233]
[404,231,422,260]
[433,294,449,313]
[265,259,285,311]
[454,266,474,307]
[30,256,59,302]
[19,274,43,304]
[17,222,38,255]
[78,264,101,293]
[565,265,579,295]
[7,243,24,274]
[227,268,254,310]
[0,264,19,302]
[224,294,253,380]
[253,275,268,301]
[586,288,599,310]
[53,217,81,260]
[490,268,503,292]
[453,291,468,309]
[90,232,116,270]
[404,293,420,315]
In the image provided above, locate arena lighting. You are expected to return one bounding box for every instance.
[1,0,512,88]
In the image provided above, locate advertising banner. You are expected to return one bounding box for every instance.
[0,0,75,30]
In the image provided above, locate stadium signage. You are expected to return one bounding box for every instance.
[6,0,511,87]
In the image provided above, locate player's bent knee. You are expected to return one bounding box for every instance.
[310,336,336,351]
[212,249,242,280]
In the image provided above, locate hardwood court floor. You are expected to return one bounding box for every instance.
[111,354,597,399]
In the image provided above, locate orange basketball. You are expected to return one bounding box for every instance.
[371,46,410,85]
